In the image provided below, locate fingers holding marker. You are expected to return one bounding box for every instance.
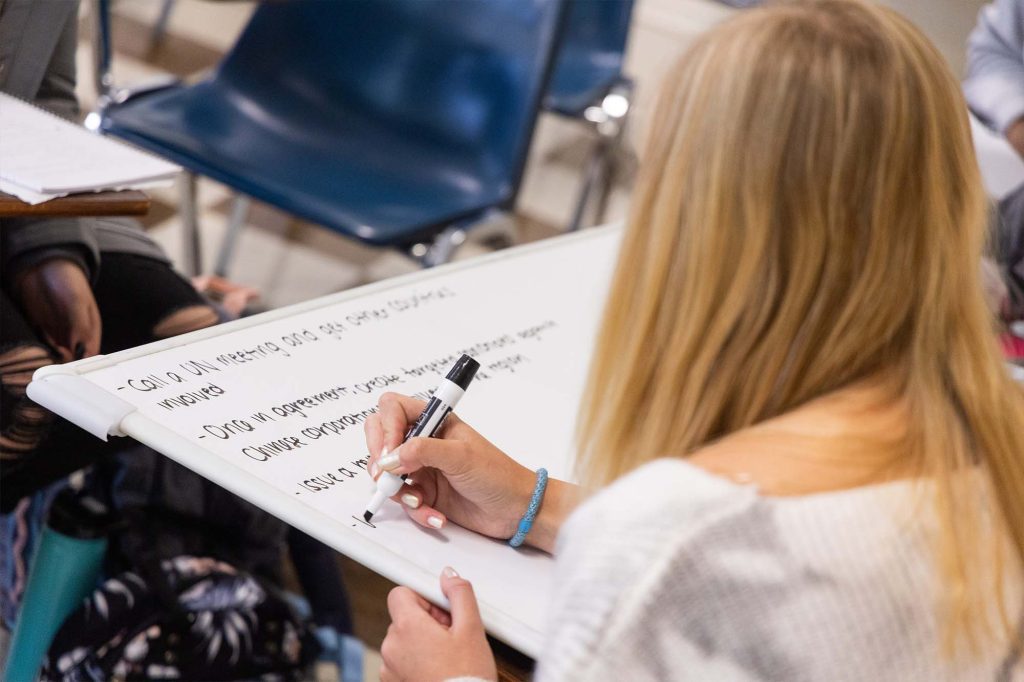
[379,437,467,478]
[366,393,419,485]
[363,357,479,522]
[377,391,425,451]
[378,444,402,471]
[394,481,447,529]
[368,446,385,481]
[407,503,448,530]
[376,392,408,451]
[364,413,385,462]
[399,489,421,509]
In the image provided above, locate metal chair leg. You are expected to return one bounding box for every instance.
[567,138,609,232]
[593,116,629,226]
[214,195,251,278]
[471,209,520,250]
[418,226,467,268]
[150,0,177,52]
[179,173,203,276]
[91,0,115,103]
[567,79,634,231]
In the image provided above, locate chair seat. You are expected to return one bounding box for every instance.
[103,82,511,247]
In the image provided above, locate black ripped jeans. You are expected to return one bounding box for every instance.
[0,253,210,511]
[1,253,353,642]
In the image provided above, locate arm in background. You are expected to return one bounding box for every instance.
[964,0,1024,156]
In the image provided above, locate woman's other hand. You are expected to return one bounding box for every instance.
[15,258,101,362]
[380,568,496,682]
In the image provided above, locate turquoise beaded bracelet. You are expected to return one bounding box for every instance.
[509,468,548,548]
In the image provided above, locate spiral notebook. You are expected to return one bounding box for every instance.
[0,92,180,204]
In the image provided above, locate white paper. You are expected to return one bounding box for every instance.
[0,177,174,205]
[0,93,180,196]
[0,177,59,204]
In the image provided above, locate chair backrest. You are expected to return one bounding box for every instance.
[547,0,634,110]
[215,0,567,202]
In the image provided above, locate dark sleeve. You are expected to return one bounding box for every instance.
[0,217,100,287]
[31,0,80,120]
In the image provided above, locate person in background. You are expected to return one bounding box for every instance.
[0,1,222,638]
[364,1,1024,679]
[0,1,220,501]
[965,0,1024,323]
[966,0,1024,159]
[1,4,357,678]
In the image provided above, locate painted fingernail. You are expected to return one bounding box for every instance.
[442,566,459,578]
[368,459,379,479]
[401,493,420,509]
[379,447,400,470]
[427,515,444,529]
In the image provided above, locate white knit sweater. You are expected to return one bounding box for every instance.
[527,459,1024,681]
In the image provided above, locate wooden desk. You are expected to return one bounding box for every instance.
[0,190,150,218]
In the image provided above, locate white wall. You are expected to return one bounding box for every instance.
[878,0,987,76]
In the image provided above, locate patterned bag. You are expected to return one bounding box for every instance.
[41,556,319,681]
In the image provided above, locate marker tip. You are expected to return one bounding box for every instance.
[363,510,373,523]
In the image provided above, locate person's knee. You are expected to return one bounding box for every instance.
[0,345,55,453]
[152,305,219,339]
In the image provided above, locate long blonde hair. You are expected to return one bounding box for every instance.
[577,0,1024,650]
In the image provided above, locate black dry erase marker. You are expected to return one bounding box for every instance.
[363,354,479,521]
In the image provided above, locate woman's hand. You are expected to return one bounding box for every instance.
[364,392,536,541]
[381,568,496,682]
[14,258,101,362]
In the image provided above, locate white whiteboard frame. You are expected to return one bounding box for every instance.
[29,225,621,658]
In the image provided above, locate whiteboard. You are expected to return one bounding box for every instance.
[27,225,622,657]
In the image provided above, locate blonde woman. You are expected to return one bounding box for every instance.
[362,1,1024,679]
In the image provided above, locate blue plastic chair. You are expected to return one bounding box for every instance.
[544,0,635,231]
[98,0,568,271]
[546,0,634,118]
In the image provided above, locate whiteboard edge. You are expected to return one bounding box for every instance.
[26,370,136,440]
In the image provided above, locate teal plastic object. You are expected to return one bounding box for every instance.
[4,518,107,681]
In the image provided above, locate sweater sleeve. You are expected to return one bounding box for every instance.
[964,0,1024,134]
[534,460,761,682]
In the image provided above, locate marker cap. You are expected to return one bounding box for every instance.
[445,354,480,390]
